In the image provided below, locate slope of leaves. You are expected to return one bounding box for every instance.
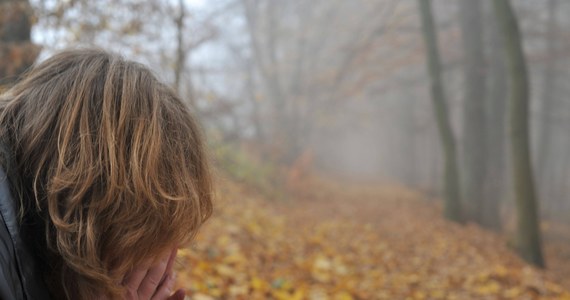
[174,176,570,300]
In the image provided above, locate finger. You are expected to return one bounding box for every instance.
[150,273,177,300]
[137,252,171,299]
[122,261,152,298]
[160,248,178,285]
[167,289,185,300]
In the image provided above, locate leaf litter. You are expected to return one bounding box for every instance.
[174,175,570,300]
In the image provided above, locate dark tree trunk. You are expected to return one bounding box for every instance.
[459,0,487,224]
[493,0,545,268]
[417,0,463,223]
[483,3,507,231]
[536,0,558,212]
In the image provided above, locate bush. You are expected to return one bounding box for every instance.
[211,141,285,200]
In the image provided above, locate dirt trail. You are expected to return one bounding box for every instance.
[279,175,570,298]
[175,175,570,299]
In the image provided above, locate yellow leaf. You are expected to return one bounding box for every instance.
[412,291,426,300]
[291,289,305,300]
[475,281,501,296]
[272,290,293,300]
[215,264,235,277]
[503,287,522,298]
[251,277,268,291]
[223,253,246,265]
[193,293,215,300]
[229,284,249,296]
[334,291,353,300]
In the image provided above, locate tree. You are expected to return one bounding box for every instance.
[172,0,217,107]
[0,0,40,87]
[458,0,487,224]
[483,3,508,231]
[238,0,409,165]
[536,0,558,203]
[417,0,463,223]
[174,0,188,95]
[493,0,545,267]
[241,0,290,160]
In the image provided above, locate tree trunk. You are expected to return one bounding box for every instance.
[536,0,558,212]
[417,0,463,223]
[242,0,298,163]
[401,94,417,186]
[459,0,487,224]
[0,0,40,87]
[554,130,570,220]
[244,57,265,143]
[483,3,507,231]
[493,0,545,268]
[173,0,185,94]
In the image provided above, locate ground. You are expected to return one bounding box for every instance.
[174,174,570,300]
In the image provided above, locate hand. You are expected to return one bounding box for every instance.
[122,248,185,300]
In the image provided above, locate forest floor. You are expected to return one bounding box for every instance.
[174,174,570,300]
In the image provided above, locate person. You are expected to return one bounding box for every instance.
[0,48,213,299]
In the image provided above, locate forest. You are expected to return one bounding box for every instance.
[2,0,570,299]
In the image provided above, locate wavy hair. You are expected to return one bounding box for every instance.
[0,48,213,299]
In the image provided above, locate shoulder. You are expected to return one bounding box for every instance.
[0,166,51,300]
[0,166,26,299]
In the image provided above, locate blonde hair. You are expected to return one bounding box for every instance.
[0,48,213,299]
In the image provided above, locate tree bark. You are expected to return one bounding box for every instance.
[173,0,185,94]
[493,0,545,268]
[417,0,463,223]
[536,0,558,210]
[459,0,487,224]
[483,2,507,231]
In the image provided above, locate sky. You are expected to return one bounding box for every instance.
[187,0,207,9]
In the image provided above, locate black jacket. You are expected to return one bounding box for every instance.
[0,166,51,300]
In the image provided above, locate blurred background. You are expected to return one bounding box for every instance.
[2,0,570,299]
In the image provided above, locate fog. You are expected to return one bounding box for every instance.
[30,0,570,238]
[4,0,570,296]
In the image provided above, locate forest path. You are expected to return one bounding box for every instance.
[278,176,570,299]
[175,175,570,300]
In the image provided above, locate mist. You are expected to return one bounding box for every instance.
[3,0,570,298]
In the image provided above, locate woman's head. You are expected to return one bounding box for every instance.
[0,48,213,298]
